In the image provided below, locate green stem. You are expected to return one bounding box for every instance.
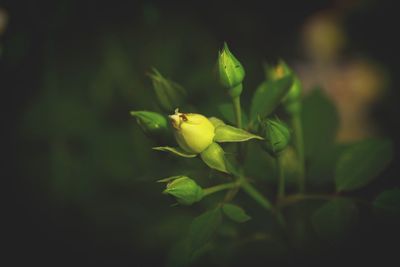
[278,193,334,207]
[202,182,238,197]
[278,193,371,208]
[277,156,285,200]
[231,86,245,162]
[232,95,242,129]
[239,177,273,211]
[291,112,305,193]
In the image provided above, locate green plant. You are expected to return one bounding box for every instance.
[130,43,395,266]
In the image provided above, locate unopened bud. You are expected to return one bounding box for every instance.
[162,176,203,205]
[130,110,168,136]
[169,109,215,154]
[266,60,302,113]
[260,119,291,156]
[218,43,245,96]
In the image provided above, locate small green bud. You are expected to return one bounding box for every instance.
[218,43,245,94]
[260,119,291,156]
[266,60,302,113]
[169,109,215,154]
[148,68,186,112]
[130,110,168,136]
[162,176,203,205]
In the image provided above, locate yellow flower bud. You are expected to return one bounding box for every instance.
[169,109,215,154]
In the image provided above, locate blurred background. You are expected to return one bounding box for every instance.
[3,0,399,266]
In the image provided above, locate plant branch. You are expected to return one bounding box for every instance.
[239,176,274,211]
[232,95,242,129]
[291,112,305,193]
[278,193,372,208]
[276,155,285,201]
[202,182,239,197]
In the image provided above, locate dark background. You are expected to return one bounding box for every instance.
[3,0,399,266]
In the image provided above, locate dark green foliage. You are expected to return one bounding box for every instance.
[335,139,393,192]
[312,198,359,243]
[373,189,400,217]
[250,75,293,124]
[222,203,251,223]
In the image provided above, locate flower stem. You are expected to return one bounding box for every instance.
[202,182,238,197]
[278,193,371,208]
[278,193,335,207]
[276,155,285,201]
[232,94,242,129]
[231,85,245,163]
[291,112,305,193]
[239,176,274,211]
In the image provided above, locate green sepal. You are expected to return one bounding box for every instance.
[200,142,229,173]
[157,175,184,183]
[153,146,197,158]
[214,125,263,143]
[208,117,226,128]
[228,84,243,98]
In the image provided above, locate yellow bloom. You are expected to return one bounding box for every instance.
[169,109,215,154]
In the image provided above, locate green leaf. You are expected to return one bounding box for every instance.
[217,103,248,126]
[222,203,251,223]
[188,207,222,252]
[214,125,263,143]
[335,139,393,192]
[301,88,339,158]
[148,68,186,112]
[373,189,400,217]
[312,198,358,243]
[200,142,228,173]
[153,146,197,158]
[301,89,341,186]
[249,75,293,123]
